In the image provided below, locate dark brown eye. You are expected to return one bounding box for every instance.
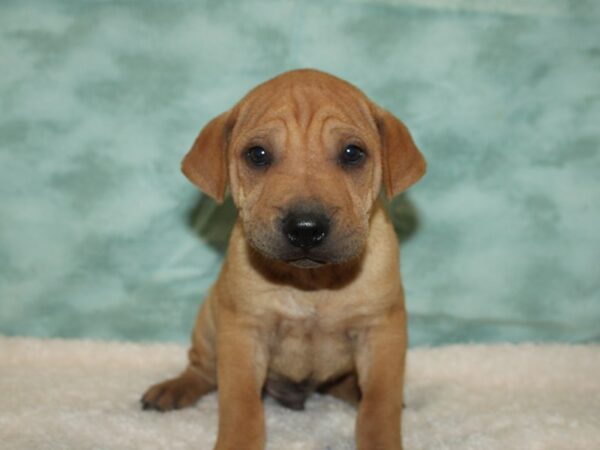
[339,145,366,167]
[246,146,271,168]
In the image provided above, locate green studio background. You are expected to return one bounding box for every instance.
[1,0,599,345]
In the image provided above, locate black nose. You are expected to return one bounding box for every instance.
[282,212,330,249]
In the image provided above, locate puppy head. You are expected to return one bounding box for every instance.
[182,69,426,268]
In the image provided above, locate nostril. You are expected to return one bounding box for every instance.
[283,213,329,249]
[313,229,325,243]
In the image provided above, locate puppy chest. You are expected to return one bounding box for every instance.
[267,319,354,382]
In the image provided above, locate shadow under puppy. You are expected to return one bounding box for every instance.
[141,69,426,450]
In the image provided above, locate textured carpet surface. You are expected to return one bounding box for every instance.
[1,0,600,346]
[1,336,599,449]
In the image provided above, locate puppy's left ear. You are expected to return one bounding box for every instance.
[181,111,235,203]
[374,106,427,198]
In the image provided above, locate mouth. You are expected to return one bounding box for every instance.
[286,257,327,269]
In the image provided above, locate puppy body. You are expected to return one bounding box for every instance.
[142,69,425,450]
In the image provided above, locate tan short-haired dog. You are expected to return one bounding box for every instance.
[141,69,426,450]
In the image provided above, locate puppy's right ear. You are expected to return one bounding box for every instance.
[181,111,234,203]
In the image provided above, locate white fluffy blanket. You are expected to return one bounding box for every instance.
[1,337,598,449]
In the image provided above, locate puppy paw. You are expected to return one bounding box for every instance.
[141,370,211,412]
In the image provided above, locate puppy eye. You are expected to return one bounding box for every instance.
[339,145,366,167]
[246,146,271,168]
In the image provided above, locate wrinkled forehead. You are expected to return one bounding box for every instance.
[232,81,379,140]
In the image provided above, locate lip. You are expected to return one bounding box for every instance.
[287,257,327,269]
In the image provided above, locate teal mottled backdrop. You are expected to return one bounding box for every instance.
[1,0,599,345]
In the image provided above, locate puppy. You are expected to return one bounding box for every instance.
[141,69,426,450]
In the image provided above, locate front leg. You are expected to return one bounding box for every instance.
[214,312,268,450]
[355,305,407,450]
[141,300,218,412]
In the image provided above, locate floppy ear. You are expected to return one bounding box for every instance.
[374,106,427,198]
[181,111,234,203]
